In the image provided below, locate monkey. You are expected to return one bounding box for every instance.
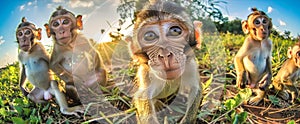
[272,42,300,103]
[16,17,83,117]
[234,8,273,105]
[44,6,107,115]
[127,1,202,123]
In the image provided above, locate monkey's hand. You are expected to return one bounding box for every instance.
[43,90,52,100]
[258,74,271,91]
[248,89,265,105]
[288,88,299,103]
[50,63,73,83]
[277,85,299,103]
[20,87,29,97]
[236,71,248,89]
[277,90,290,101]
[272,79,283,91]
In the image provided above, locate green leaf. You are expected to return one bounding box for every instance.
[269,95,280,106]
[14,106,23,114]
[287,120,295,124]
[23,108,32,116]
[224,99,236,110]
[42,103,50,112]
[14,98,24,105]
[234,88,252,105]
[232,114,239,124]
[237,111,248,123]
[11,117,25,124]
[0,98,3,107]
[30,108,36,115]
[203,74,213,90]
[237,88,252,100]
[0,108,7,117]
[46,118,54,124]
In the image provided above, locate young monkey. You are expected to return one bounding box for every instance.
[44,6,107,116]
[128,1,202,123]
[273,42,300,103]
[234,8,273,105]
[17,17,83,117]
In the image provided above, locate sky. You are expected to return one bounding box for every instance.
[0,0,299,68]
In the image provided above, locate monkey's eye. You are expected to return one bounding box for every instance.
[254,19,261,25]
[52,21,60,27]
[18,32,23,37]
[168,26,182,36]
[297,52,300,57]
[144,31,157,41]
[25,30,31,35]
[262,19,267,24]
[62,19,70,25]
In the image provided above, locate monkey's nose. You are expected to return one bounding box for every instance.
[158,52,172,58]
[59,30,65,34]
[158,51,173,69]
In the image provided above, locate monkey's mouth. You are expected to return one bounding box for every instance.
[166,69,182,79]
[58,37,69,40]
[159,66,184,80]
[58,37,71,44]
[21,45,30,50]
[257,32,268,39]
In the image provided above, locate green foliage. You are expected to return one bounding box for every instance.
[0,63,67,123]
[224,88,251,123]
[268,95,280,106]
[232,111,247,124]
[287,120,295,124]
[216,18,243,34]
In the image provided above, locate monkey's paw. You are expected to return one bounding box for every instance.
[61,105,84,118]
[277,90,290,101]
[248,96,263,105]
[43,91,52,100]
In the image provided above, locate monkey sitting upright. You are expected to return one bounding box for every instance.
[273,42,300,103]
[17,17,83,117]
[234,8,273,105]
[44,6,107,116]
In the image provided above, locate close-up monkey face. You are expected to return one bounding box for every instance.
[289,45,300,67]
[50,17,73,45]
[137,19,189,80]
[17,28,34,52]
[248,15,270,40]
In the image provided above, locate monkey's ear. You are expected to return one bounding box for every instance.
[37,28,42,40]
[44,23,51,38]
[125,36,138,54]
[268,18,273,34]
[76,15,83,30]
[22,17,27,22]
[193,21,202,49]
[242,20,249,34]
[125,36,132,43]
[287,47,293,58]
[126,35,144,60]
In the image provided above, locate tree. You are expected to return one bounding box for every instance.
[215,18,243,34]
[117,0,227,26]
[185,0,227,22]
[283,30,291,40]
